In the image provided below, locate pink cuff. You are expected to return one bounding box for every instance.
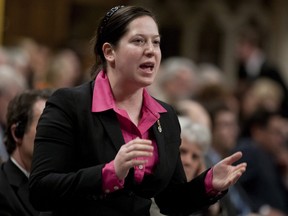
[204,168,221,196]
[102,160,124,194]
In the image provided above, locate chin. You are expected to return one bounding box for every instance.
[138,79,154,88]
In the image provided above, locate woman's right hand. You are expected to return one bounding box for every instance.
[114,137,154,180]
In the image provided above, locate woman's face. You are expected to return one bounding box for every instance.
[180,138,204,181]
[108,16,161,89]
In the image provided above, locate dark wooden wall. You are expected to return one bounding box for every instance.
[3,0,126,48]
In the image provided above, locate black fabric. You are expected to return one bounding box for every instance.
[29,81,224,215]
[0,159,39,216]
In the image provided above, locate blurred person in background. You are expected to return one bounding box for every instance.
[176,104,247,216]
[178,116,210,185]
[195,63,239,118]
[197,63,226,89]
[235,26,288,118]
[45,48,83,89]
[0,65,27,163]
[150,116,210,216]
[6,46,34,89]
[238,78,284,134]
[0,47,10,65]
[196,84,240,121]
[176,116,219,216]
[151,116,229,216]
[152,56,199,105]
[207,103,257,216]
[234,108,288,215]
[18,38,52,90]
[208,104,240,161]
[0,89,52,216]
[276,117,288,191]
[175,100,212,130]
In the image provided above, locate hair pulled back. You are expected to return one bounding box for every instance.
[91,5,157,78]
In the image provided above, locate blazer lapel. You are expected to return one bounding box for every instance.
[152,122,166,178]
[133,117,171,196]
[97,110,125,152]
[5,160,39,216]
[17,181,39,216]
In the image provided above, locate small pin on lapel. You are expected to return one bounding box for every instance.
[157,120,162,133]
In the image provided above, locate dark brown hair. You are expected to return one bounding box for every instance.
[4,89,53,154]
[90,5,157,78]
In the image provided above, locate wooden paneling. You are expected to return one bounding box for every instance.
[3,0,70,47]
[0,0,5,44]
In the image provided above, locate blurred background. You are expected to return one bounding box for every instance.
[1,2,288,214]
[1,0,288,86]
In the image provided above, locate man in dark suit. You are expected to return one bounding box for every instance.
[234,108,288,215]
[236,26,288,118]
[0,89,52,216]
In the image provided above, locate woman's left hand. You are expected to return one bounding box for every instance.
[212,151,247,191]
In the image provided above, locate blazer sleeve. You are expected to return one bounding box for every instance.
[154,168,225,215]
[153,104,226,215]
[29,88,104,211]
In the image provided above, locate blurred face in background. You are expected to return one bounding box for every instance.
[212,110,239,156]
[162,68,198,102]
[259,115,286,154]
[180,137,205,181]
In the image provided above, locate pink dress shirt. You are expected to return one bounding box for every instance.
[91,71,217,195]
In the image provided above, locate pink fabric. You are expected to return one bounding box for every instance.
[92,71,166,193]
[205,168,221,196]
[92,71,217,195]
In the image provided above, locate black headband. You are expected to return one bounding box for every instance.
[100,5,125,34]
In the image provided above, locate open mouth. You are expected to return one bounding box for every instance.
[140,62,155,71]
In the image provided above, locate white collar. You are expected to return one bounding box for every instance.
[10,156,30,178]
[245,50,265,77]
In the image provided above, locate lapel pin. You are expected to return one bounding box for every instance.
[157,119,162,133]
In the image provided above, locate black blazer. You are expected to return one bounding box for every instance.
[0,159,39,216]
[29,81,223,216]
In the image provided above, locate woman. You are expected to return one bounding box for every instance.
[29,5,246,216]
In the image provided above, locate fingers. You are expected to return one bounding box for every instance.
[125,139,153,152]
[123,138,153,157]
[127,158,149,167]
[221,151,243,165]
[212,154,247,191]
[124,138,153,159]
[114,138,153,180]
[235,162,247,171]
[229,162,247,185]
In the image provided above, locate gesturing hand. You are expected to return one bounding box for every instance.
[114,138,153,180]
[212,151,247,191]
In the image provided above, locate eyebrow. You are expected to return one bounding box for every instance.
[133,33,161,38]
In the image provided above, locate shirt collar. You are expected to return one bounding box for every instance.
[91,70,166,115]
[10,156,29,178]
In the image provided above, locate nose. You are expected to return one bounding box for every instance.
[144,41,155,55]
[182,154,193,167]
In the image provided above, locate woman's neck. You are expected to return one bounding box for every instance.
[115,90,143,126]
[107,70,144,125]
